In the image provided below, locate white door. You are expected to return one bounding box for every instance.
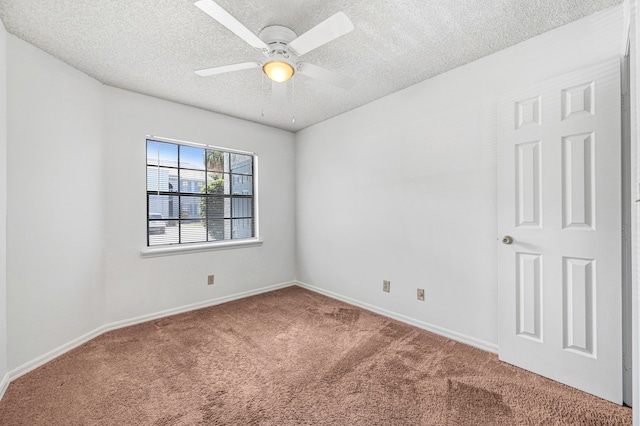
[497,59,622,404]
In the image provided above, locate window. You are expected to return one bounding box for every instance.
[146,138,256,247]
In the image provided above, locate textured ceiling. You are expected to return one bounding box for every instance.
[0,0,622,132]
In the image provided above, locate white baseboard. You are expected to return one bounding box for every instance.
[295,280,499,354]
[4,280,296,391]
[101,280,295,333]
[2,279,496,401]
[0,372,9,400]
[8,325,108,384]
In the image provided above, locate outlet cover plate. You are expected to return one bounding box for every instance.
[383,280,390,292]
[417,288,425,301]
[208,275,215,285]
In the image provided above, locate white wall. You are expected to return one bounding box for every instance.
[4,35,296,372]
[296,6,624,349]
[0,21,8,389]
[6,36,106,369]
[103,88,296,323]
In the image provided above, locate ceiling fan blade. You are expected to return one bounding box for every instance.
[195,0,268,51]
[195,62,260,77]
[288,12,354,56]
[297,62,355,90]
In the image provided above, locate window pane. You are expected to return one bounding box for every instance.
[180,219,208,244]
[205,150,226,173]
[232,198,252,218]
[203,197,225,221]
[147,166,177,192]
[224,219,232,240]
[179,195,203,220]
[232,219,253,239]
[147,141,177,167]
[180,169,206,194]
[149,232,179,246]
[205,219,225,241]
[230,153,252,175]
[180,145,206,170]
[231,174,253,195]
[148,195,179,219]
[206,173,229,195]
[148,216,178,246]
[224,197,231,219]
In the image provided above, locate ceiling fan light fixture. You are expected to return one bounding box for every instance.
[263,61,295,83]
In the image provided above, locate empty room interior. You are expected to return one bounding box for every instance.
[0,0,639,424]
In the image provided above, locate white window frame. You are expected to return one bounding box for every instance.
[141,135,261,258]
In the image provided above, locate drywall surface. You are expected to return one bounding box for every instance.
[0,21,8,384]
[6,36,105,369]
[103,87,296,323]
[296,6,624,347]
[3,33,295,373]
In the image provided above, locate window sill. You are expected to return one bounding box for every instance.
[140,238,263,258]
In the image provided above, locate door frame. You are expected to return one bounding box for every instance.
[621,43,633,407]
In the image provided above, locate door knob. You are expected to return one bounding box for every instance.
[501,236,513,245]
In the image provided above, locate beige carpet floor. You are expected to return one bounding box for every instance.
[0,286,632,425]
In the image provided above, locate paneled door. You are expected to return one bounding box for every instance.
[497,59,622,403]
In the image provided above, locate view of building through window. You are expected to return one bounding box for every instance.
[146,139,255,246]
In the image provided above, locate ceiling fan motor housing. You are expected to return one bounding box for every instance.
[259,25,299,68]
[259,25,297,45]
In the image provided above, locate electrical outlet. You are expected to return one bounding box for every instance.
[383,280,390,292]
[417,288,425,301]
[207,275,215,285]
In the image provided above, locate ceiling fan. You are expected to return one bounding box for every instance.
[194,0,355,90]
